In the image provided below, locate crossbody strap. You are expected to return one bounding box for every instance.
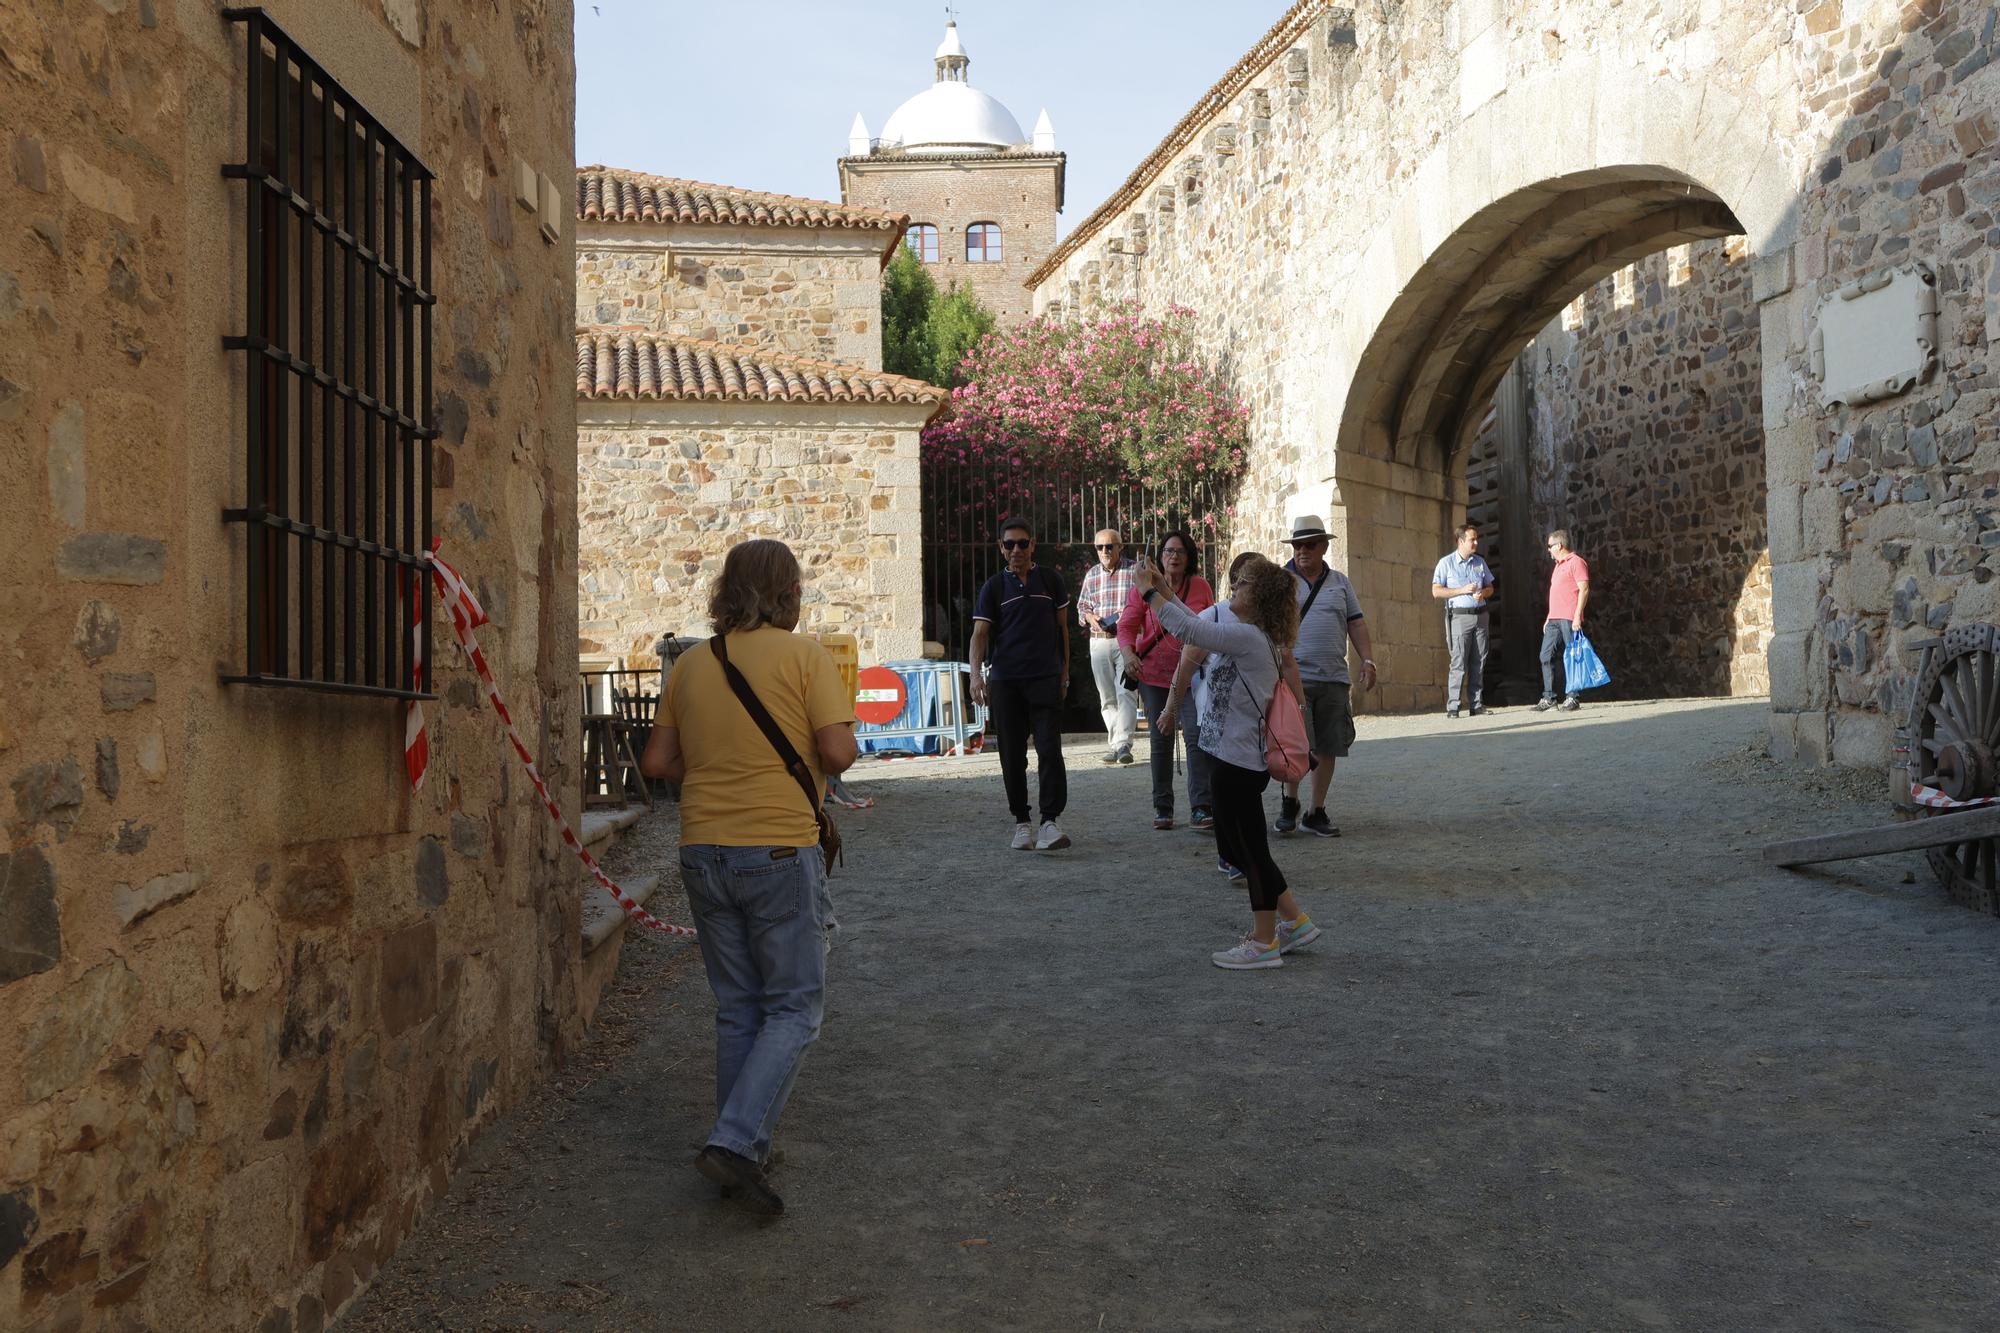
[1298,569,1330,621]
[710,634,830,839]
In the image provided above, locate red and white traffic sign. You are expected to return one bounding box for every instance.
[854,666,907,725]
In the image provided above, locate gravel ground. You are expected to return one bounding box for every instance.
[346,697,2000,1332]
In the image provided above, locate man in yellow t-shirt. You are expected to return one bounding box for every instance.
[641,540,857,1218]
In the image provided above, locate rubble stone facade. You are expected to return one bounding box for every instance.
[1030,0,2000,765]
[1,2,579,1328]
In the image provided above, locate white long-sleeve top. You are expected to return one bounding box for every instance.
[1150,592,1280,774]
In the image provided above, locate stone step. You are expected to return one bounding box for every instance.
[579,805,643,857]
[580,872,660,955]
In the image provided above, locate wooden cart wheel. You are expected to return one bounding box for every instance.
[1907,622,2000,912]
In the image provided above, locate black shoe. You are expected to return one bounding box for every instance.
[696,1145,784,1216]
[1300,808,1341,838]
[1446,708,1460,719]
[1470,705,1489,716]
[1274,794,1300,834]
[1559,696,1580,712]
[1534,698,1555,712]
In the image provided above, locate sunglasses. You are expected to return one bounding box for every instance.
[1093,543,1119,551]
[1001,538,1032,551]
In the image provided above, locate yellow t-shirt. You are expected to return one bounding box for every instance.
[662,628,856,848]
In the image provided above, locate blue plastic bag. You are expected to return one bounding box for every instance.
[1564,631,1612,692]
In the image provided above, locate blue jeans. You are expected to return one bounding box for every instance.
[1539,619,1575,700]
[679,843,832,1162]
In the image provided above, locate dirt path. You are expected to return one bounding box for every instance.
[347,698,2000,1331]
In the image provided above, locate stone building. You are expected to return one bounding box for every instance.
[840,20,1065,325]
[2,2,579,1328]
[1031,0,2000,766]
[575,168,944,666]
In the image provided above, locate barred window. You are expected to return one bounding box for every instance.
[222,8,436,700]
[966,221,1002,263]
[905,222,938,263]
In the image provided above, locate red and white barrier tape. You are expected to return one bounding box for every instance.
[408,541,697,939]
[1910,784,2000,810]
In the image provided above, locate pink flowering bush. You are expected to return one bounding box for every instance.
[922,304,1250,491]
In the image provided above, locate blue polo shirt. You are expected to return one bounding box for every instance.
[973,565,1070,681]
[1432,551,1494,609]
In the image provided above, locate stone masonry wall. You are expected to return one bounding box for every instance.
[841,157,1063,326]
[1521,240,1772,699]
[576,226,884,369]
[577,408,926,667]
[1032,0,2000,762]
[0,1,579,1328]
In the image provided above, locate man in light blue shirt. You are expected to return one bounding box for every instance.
[1430,523,1495,718]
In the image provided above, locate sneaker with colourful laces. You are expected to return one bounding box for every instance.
[1211,937,1283,970]
[1277,914,1322,954]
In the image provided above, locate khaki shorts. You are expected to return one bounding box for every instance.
[1302,680,1355,759]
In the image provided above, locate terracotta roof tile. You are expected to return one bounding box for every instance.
[575,330,946,416]
[576,165,904,232]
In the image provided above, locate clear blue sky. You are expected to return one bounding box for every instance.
[573,1,1288,235]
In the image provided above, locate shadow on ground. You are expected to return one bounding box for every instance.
[347,698,2000,1331]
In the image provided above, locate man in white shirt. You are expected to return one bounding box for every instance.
[1430,523,1495,718]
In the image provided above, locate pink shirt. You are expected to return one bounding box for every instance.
[1548,554,1590,623]
[1118,576,1214,688]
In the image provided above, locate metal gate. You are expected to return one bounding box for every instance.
[921,457,1234,668]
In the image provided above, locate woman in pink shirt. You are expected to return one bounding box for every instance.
[1119,531,1214,829]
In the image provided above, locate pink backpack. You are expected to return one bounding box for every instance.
[1238,642,1312,783]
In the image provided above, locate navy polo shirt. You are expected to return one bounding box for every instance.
[973,565,1070,680]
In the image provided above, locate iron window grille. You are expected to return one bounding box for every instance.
[221,8,436,701]
[965,221,1001,263]
[905,222,939,263]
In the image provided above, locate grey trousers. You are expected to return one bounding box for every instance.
[1446,610,1489,710]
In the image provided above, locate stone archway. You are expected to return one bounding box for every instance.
[1310,59,1802,714]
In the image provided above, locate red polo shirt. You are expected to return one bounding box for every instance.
[1548,554,1590,623]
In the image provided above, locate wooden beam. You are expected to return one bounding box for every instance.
[1763,805,2000,868]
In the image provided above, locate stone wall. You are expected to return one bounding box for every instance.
[840,155,1063,325]
[1029,0,2000,763]
[576,225,885,369]
[0,2,579,1328]
[577,405,927,666]
[1518,240,1771,699]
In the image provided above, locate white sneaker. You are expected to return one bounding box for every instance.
[1010,822,1034,850]
[1035,819,1071,851]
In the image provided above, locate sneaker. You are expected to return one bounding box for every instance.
[1152,813,1175,831]
[1559,695,1581,712]
[696,1145,783,1216]
[1218,857,1244,881]
[1446,708,1460,719]
[1470,705,1489,716]
[1277,915,1323,954]
[1010,822,1034,850]
[1190,806,1215,831]
[1116,745,1135,765]
[1212,937,1283,970]
[1300,808,1341,838]
[1036,819,1071,851]
[1100,747,1121,765]
[1274,795,1300,835]
[1534,698,1555,712]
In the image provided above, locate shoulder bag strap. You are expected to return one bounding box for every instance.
[1298,569,1330,621]
[710,634,831,840]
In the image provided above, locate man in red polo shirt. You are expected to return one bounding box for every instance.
[1536,529,1591,713]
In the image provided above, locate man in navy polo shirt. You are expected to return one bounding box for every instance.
[969,517,1073,852]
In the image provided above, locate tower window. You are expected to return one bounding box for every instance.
[905,223,938,263]
[966,222,1002,263]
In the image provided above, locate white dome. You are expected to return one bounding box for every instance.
[879,81,1026,153]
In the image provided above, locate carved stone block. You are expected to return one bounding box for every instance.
[1808,263,1937,406]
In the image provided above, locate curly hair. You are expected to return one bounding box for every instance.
[1235,558,1300,650]
[708,538,802,635]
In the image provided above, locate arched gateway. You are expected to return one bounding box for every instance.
[1033,0,1999,766]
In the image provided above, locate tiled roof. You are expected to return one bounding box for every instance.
[576,165,904,232]
[575,330,946,415]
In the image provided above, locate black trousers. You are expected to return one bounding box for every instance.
[1210,756,1288,913]
[989,674,1067,823]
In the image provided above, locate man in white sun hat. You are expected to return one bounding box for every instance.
[1275,515,1375,837]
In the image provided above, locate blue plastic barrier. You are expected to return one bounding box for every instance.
[856,660,986,756]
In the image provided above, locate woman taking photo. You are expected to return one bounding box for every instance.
[641,539,858,1215]
[1117,530,1214,831]
[1136,553,1323,970]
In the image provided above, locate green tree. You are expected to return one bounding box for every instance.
[881,246,937,381]
[924,283,997,388]
[880,246,997,386]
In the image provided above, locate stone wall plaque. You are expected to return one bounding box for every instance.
[1808,263,1937,407]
